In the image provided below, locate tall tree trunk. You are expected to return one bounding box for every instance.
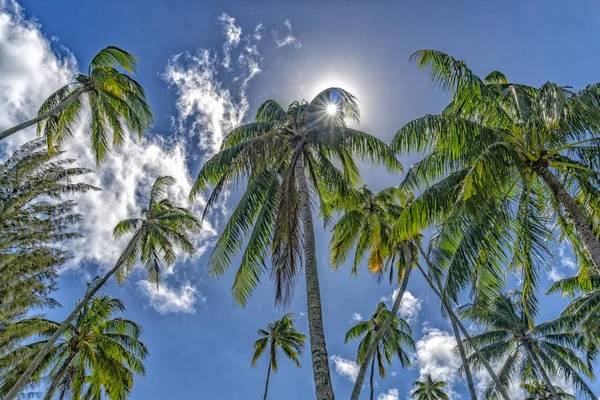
[450,317,477,400]
[415,243,509,400]
[350,256,412,400]
[534,164,600,271]
[524,342,560,399]
[43,352,75,400]
[295,157,335,400]
[4,262,120,400]
[263,359,272,400]
[369,356,376,400]
[0,89,85,141]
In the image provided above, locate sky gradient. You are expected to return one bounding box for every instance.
[2,0,600,398]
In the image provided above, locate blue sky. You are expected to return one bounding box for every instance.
[2,0,600,398]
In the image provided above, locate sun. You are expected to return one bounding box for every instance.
[326,103,338,116]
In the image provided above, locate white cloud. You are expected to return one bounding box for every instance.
[138,280,203,314]
[0,1,215,274]
[381,289,422,322]
[414,328,460,396]
[377,388,399,400]
[548,267,565,282]
[218,13,241,70]
[330,355,359,382]
[350,312,363,322]
[272,18,301,48]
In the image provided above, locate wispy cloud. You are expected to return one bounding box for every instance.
[272,18,301,48]
[350,312,363,322]
[138,280,204,314]
[330,355,359,382]
[218,13,242,70]
[377,388,399,400]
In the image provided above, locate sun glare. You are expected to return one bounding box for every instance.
[326,103,338,116]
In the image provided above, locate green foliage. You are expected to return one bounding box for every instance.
[411,374,450,400]
[345,302,414,378]
[459,292,596,399]
[36,46,154,165]
[251,313,306,371]
[0,295,147,399]
[521,381,576,399]
[194,87,401,307]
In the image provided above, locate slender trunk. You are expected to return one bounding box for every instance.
[4,263,120,400]
[295,157,335,400]
[0,90,84,141]
[350,257,412,400]
[263,359,272,400]
[450,317,477,400]
[43,352,75,400]
[369,356,375,400]
[415,243,509,400]
[524,342,560,399]
[535,164,600,272]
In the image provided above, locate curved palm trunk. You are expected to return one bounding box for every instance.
[43,352,75,400]
[350,258,412,400]
[369,356,376,400]
[524,342,560,399]
[0,90,84,141]
[4,262,120,400]
[295,158,335,400]
[415,243,508,400]
[535,164,600,271]
[263,359,272,400]
[449,317,477,400]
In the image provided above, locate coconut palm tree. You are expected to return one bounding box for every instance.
[459,292,596,399]
[522,381,576,400]
[411,375,450,400]
[251,313,306,400]
[345,302,413,400]
[392,50,600,309]
[0,46,153,165]
[4,176,200,400]
[0,295,147,399]
[193,87,401,400]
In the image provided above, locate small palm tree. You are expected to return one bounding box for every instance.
[522,381,576,400]
[460,292,596,399]
[1,296,147,399]
[345,302,413,400]
[0,46,153,164]
[4,176,200,400]
[193,87,400,400]
[251,313,306,400]
[411,375,450,400]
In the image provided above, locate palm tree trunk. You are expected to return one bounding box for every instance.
[0,90,84,141]
[295,157,335,400]
[43,352,75,400]
[523,342,560,399]
[369,356,375,400]
[534,164,600,271]
[415,243,509,400]
[350,257,412,400]
[450,317,477,400]
[263,360,272,400]
[4,262,120,400]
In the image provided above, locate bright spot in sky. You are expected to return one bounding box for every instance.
[326,103,338,115]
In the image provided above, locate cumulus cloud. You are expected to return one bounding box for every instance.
[0,1,215,277]
[377,388,399,400]
[272,18,301,48]
[381,289,422,322]
[414,328,460,395]
[138,280,203,314]
[330,355,359,382]
[350,312,363,322]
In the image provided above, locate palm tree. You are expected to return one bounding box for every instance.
[193,87,400,400]
[3,176,200,400]
[1,296,147,399]
[459,292,596,399]
[522,381,576,400]
[411,375,450,400]
[0,46,153,165]
[392,50,600,307]
[345,302,413,400]
[251,313,306,400]
[0,139,97,368]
